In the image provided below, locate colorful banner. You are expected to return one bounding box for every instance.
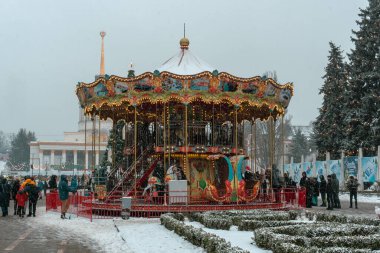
[316,161,326,181]
[302,162,313,177]
[284,164,291,176]
[328,160,341,183]
[362,157,378,183]
[343,156,358,180]
[292,163,302,185]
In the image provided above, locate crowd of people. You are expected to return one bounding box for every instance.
[0,174,79,219]
[244,165,360,210]
[0,176,46,218]
[300,171,359,210]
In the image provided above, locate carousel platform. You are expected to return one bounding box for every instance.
[88,199,286,218]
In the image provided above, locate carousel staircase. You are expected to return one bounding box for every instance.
[105,147,157,203]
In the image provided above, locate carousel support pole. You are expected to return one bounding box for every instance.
[168,102,171,167]
[268,116,273,189]
[98,110,101,180]
[84,112,87,180]
[134,106,137,198]
[185,104,189,175]
[112,112,116,178]
[185,103,190,201]
[92,113,96,185]
[251,119,254,172]
[282,115,285,176]
[254,119,257,174]
[234,105,239,204]
[163,103,166,176]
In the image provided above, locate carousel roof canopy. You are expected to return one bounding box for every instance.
[158,37,215,75]
[75,32,294,122]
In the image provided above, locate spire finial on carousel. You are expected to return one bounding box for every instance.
[128,61,135,77]
[180,23,189,50]
[100,31,106,76]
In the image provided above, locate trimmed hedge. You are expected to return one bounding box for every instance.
[160,213,249,253]
[189,210,297,229]
[238,220,303,231]
[306,212,380,226]
[254,224,380,253]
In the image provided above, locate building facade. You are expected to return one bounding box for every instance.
[29,108,112,175]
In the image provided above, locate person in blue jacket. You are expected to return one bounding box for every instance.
[70,176,78,191]
[58,175,76,219]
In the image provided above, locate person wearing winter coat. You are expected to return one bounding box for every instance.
[0,177,11,217]
[299,172,313,208]
[346,176,359,209]
[37,180,44,197]
[15,189,28,217]
[49,175,58,190]
[299,172,307,188]
[305,178,313,208]
[23,180,40,217]
[319,175,327,207]
[58,175,76,219]
[331,173,341,208]
[70,176,78,191]
[326,175,334,210]
[11,179,21,215]
[311,178,319,206]
[43,181,48,196]
[49,175,58,209]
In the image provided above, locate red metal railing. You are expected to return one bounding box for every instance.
[46,191,93,221]
[46,187,307,220]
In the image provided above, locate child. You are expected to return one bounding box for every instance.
[16,190,28,218]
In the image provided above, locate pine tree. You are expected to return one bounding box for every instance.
[344,0,380,155]
[7,129,36,170]
[290,128,308,163]
[99,121,125,175]
[314,42,348,159]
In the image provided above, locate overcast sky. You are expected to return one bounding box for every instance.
[0,0,368,140]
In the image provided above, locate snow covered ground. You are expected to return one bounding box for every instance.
[28,207,204,253]
[339,192,380,203]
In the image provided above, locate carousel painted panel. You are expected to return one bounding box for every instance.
[114,81,129,94]
[264,83,276,98]
[278,88,292,108]
[94,82,108,97]
[81,86,95,104]
[189,158,213,198]
[241,81,259,94]
[134,77,154,92]
[190,78,210,91]
[219,79,238,92]
[162,77,183,91]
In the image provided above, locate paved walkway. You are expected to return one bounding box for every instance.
[305,199,379,218]
[0,199,100,253]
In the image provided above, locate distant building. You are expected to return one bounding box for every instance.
[29,108,112,175]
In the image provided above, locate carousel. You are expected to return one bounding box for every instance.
[76,32,294,214]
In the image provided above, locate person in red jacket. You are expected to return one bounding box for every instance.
[16,190,28,218]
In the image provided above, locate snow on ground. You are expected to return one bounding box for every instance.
[29,207,204,253]
[339,192,380,203]
[184,220,271,253]
[115,219,204,253]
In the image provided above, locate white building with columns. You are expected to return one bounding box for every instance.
[30,108,112,175]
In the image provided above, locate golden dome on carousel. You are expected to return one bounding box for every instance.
[179,37,190,49]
